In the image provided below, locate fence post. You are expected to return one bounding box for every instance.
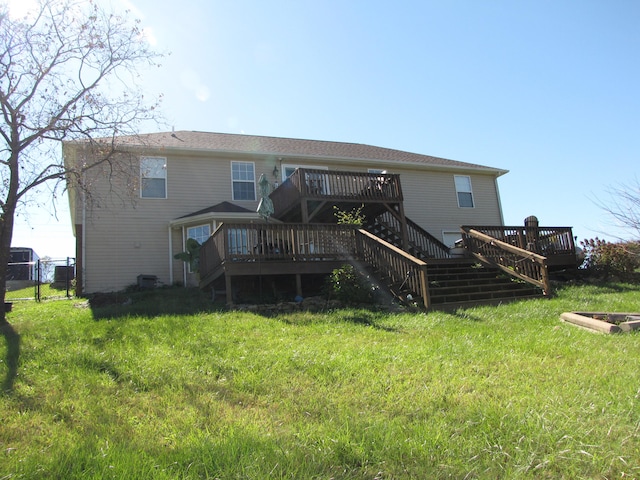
[66,257,71,298]
[36,259,41,302]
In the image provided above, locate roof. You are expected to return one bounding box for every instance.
[96,131,506,175]
[176,201,253,219]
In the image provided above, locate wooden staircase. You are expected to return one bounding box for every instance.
[362,215,546,309]
[198,169,574,308]
[425,260,544,309]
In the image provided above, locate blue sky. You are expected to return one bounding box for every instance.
[11,0,640,259]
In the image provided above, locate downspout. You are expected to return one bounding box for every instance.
[168,226,173,286]
[181,226,187,286]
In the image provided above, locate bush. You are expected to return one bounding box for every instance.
[579,237,640,279]
[326,264,374,304]
[333,204,365,226]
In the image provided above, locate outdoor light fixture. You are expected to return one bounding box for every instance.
[272,165,279,178]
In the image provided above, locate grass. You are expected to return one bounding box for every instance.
[2,283,640,479]
[5,283,71,301]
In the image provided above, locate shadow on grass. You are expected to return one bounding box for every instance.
[448,309,485,322]
[276,308,399,331]
[89,287,226,321]
[552,278,640,295]
[1,322,20,393]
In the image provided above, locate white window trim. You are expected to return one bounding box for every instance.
[185,223,211,273]
[281,164,328,182]
[231,161,256,201]
[186,224,211,245]
[454,175,475,208]
[140,156,167,199]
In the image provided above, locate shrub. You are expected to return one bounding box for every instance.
[333,204,365,226]
[326,264,374,304]
[579,237,640,279]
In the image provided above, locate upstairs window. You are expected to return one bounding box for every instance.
[140,157,167,198]
[231,162,256,201]
[454,175,474,208]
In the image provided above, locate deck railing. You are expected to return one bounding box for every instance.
[461,225,576,257]
[199,223,359,281]
[271,168,403,217]
[199,222,431,307]
[356,229,430,308]
[373,211,451,260]
[461,227,551,294]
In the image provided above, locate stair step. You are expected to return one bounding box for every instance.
[430,288,543,305]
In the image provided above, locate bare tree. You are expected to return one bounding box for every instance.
[596,178,640,241]
[0,0,163,324]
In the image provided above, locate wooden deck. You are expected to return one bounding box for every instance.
[270,169,404,223]
[199,223,359,297]
[199,222,432,308]
[197,168,579,308]
[461,225,577,269]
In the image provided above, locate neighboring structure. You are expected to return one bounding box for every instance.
[8,247,40,282]
[63,131,508,296]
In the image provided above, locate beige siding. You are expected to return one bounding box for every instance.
[398,167,503,243]
[81,153,267,292]
[76,150,504,293]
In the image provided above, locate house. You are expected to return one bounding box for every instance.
[63,131,576,307]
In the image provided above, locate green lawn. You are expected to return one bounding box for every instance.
[2,283,640,479]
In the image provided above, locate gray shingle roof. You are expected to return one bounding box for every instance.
[110,131,505,174]
[176,201,253,219]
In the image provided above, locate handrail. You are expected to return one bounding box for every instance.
[356,229,430,308]
[270,168,403,218]
[199,222,431,308]
[461,225,575,257]
[200,223,359,279]
[461,227,551,294]
[372,211,451,260]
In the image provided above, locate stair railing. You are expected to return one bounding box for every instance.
[371,211,451,260]
[356,229,430,308]
[461,227,551,295]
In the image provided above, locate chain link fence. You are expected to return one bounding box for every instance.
[6,257,76,301]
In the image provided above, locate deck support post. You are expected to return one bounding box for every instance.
[301,200,309,223]
[225,274,233,307]
[295,274,302,297]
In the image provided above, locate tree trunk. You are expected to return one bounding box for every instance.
[0,149,20,326]
[0,202,16,326]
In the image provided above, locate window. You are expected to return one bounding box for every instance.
[186,224,210,273]
[454,175,474,208]
[140,157,167,198]
[231,162,256,201]
[187,224,211,246]
[228,228,249,255]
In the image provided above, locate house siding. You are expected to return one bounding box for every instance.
[80,153,262,292]
[398,168,502,243]
[66,134,507,294]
